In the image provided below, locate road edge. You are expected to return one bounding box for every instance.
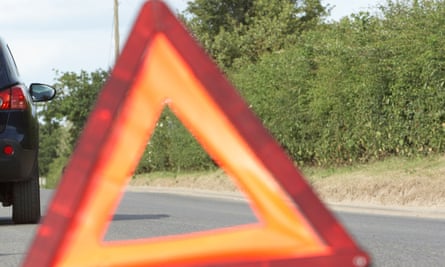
[126,186,445,219]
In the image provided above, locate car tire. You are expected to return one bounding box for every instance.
[12,162,41,224]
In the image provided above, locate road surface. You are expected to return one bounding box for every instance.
[0,189,444,266]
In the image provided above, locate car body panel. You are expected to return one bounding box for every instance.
[0,37,55,223]
[0,38,40,182]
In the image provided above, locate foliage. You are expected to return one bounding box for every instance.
[136,109,216,174]
[38,69,109,185]
[231,0,445,165]
[183,0,328,69]
[52,70,110,147]
[39,0,445,186]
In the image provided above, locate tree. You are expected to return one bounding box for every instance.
[185,0,254,38]
[183,0,328,69]
[38,69,109,180]
[52,69,109,147]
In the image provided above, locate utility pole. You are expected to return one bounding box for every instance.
[113,0,120,64]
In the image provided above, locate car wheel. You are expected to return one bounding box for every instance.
[12,162,41,224]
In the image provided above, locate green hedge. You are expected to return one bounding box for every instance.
[40,1,445,177]
[229,4,445,166]
[136,109,216,173]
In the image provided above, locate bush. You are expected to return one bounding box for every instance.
[136,109,216,173]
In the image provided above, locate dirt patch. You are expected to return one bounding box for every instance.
[309,169,445,207]
[130,169,238,192]
[130,157,445,208]
[308,157,445,207]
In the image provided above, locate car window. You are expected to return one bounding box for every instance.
[5,45,20,78]
[0,47,8,88]
[0,43,20,89]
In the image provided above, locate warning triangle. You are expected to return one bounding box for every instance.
[24,1,369,266]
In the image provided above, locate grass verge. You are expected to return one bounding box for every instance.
[131,155,445,207]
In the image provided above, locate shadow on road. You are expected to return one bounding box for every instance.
[0,218,13,225]
[112,214,169,221]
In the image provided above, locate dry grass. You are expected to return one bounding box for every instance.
[306,156,445,207]
[131,155,445,207]
[131,169,238,192]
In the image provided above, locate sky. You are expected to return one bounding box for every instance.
[0,0,382,85]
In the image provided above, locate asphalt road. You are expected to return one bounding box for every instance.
[0,189,444,266]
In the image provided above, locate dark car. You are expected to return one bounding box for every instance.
[0,38,55,224]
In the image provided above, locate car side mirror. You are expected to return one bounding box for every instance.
[30,83,56,102]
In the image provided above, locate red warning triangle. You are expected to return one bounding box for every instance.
[24,1,369,266]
